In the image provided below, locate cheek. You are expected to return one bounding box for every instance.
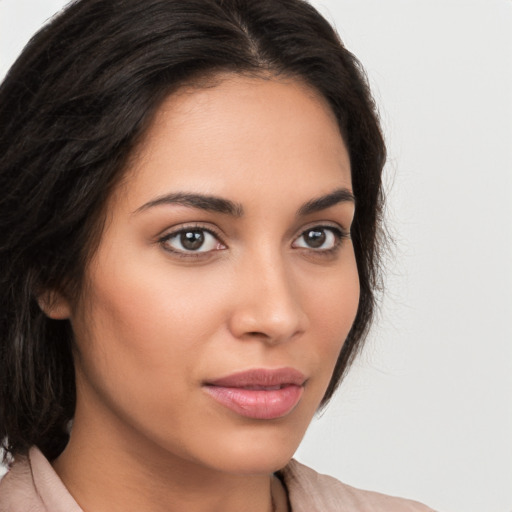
[306,256,360,378]
[71,239,359,395]
[71,254,208,394]
[304,256,360,340]
[71,245,249,416]
[69,258,228,449]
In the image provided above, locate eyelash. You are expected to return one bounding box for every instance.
[292,225,349,256]
[158,224,226,259]
[158,223,349,259]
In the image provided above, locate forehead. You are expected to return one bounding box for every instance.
[117,74,351,211]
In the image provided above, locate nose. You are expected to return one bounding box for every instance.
[227,253,308,344]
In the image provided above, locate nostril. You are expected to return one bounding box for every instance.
[227,267,308,342]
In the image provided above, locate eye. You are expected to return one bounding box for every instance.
[160,228,225,254]
[292,226,345,251]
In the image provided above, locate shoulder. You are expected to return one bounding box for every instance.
[279,459,437,512]
[0,452,43,512]
[0,448,82,512]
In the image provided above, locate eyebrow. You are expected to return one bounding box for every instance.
[134,187,354,217]
[134,192,244,217]
[297,188,355,216]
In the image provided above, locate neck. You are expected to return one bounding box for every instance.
[52,406,288,512]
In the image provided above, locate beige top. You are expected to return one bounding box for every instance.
[0,447,436,511]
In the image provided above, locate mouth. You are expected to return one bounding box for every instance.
[203,368,306,420]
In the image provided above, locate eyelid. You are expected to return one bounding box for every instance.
[155,221,350,259]
[294,221,350,240]
[157,221,225,241]
[292,222,350,252]
[157,223,227,257]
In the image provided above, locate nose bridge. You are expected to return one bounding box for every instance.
[228,244,307,342]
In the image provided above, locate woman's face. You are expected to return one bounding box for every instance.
[61,75,359,474]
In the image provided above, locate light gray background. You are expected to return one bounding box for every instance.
[1,1,511,511]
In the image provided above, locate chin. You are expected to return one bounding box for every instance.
[196,419,309,475]
[209,446,297,475]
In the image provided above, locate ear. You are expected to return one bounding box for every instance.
[37,289,72,320]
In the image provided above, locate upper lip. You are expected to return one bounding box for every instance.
[205,367,306,388]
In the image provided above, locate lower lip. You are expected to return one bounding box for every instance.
[204,385,304,420]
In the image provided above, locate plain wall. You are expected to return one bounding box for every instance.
[1,1,511,511]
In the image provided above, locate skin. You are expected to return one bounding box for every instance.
[46,74,360,512]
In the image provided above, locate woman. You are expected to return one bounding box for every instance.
[0,0,435,510]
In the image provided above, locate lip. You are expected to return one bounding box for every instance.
[203,368,306,420]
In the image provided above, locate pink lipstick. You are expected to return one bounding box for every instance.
[203,368,305,420]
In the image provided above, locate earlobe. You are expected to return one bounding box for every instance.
[37,290,72,320]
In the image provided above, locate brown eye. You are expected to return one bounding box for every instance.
[161,228,222,254]
[304,229,326,248]
[180,230,205,250]
[292,226,342,251]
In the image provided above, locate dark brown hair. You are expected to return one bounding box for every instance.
[0,0,386,462]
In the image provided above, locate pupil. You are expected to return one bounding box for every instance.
[181,230,204,250]
[306,229,325,248]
